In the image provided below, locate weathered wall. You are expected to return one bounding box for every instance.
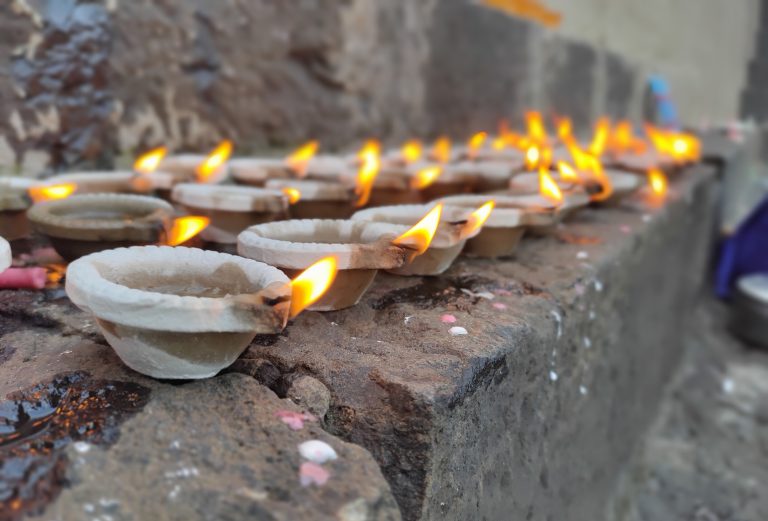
[0,0,759,172]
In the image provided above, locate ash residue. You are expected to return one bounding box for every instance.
[0,372,149,520]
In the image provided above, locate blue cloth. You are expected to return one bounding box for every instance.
[648,75,679,129]
[716,195,768,297]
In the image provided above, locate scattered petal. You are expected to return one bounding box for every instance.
[583,337,592,349]
[619,225,632,234]
[494,289,513,296]
[722,378,734,394]
[549,310,563,339]
[276,410,317,431]
[576,251,589,260]
[460,288,495,299]
[449,326,468,336]
[573,283,586,295]
[299,440,338,464]
[441,314,457,323]
[642,214,652,223]
[549,370,559,382]
[404,315,414,325]
[492,302,507,310]
[579,385,588,395]
[73,441,91,453]
[593,280,603,292]
[300,462,330,487]
[588,310,596,320]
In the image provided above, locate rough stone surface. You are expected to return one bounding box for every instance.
[287,375,333,419]
[611,301,768,521]
[542,37,597,129]
[237,165,719,520]
[604,52,637,120]
[0,292,400,521]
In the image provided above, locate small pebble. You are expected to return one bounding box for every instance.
[588,310,596,320]
[73,441,91,453]
[583,337,592,349]
[492,302,507,310]
[549,370,559,382]
[579,385,588,395]
[404,315,414,325]
[722,378,734,394]
[449,326,468,336]
[642,214,652,223]
[441,314,457,324]
[298,440,338,464]
[577,251,589,260]
[593,280,604,292]
[300,462,330,487]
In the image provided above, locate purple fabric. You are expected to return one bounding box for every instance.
[716,195,768,297]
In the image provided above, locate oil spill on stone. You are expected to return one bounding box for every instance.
[0,371,149,520]
[371,275,498,310]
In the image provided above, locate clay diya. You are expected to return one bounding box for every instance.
[238,219,408,310]
[351,203,481,275]
[411,165,477,202]
[28,194,174,261]
[171,183,289,250]
[439,194,554,257]
[0,177,34,240]
[445,161,517,193]
[0,235,10,273]
[265,179,354,219]
[66,246,291,379]
[229,158,293,187]
[44,171,137,194]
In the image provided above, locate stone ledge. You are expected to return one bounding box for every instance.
[239,165,719,520]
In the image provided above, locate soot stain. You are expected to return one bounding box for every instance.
[0,371,150,520]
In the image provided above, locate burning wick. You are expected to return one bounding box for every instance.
[28,183,77,203]
[467,131,488,159]
[167,216,210,246]
[289,256,338,318]
[196,140,233,183]
[286,141,319,177]
[393,204,443,256]
[401,139,422,164]
[525,145,540,171]
[556,161,580,183]
[281,187,302,204]
[432,136,452,164]
[588,117,611,157]
[647,168,668,203]
[354,141,381,207]
[133,146,167,175]
[411,166,442,190]
[539,169,563,204]
[460,200,495,239]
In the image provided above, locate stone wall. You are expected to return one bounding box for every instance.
[0,0,759,172]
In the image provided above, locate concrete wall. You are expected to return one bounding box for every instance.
[0,0,760,173]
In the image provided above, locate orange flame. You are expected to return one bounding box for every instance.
[28,183,77,203]
[556,161,580,183]
[556,117,572,142]
[525,145,541,171]
[167,216,210,246]
[401,139,423,164]
[645,125,700,163]
[539,169,563,204]
[133,146,167,175]
[286,141,319,177]
[610,120,646,154]
[289,256,338,318]
[647,168,668,198]
[525,111,548,144]
[589,117,611,157]
[393,204,443,256]
[467,131,488,159]
[197,140,233,183]
[281,187,302,204]
[461,200,495,239]
[491,135,507,150]
[411,166,443,190]
[355,142,380,207]
[432,136,452,164]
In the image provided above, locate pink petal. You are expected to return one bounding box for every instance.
[300,462,330,487]
[492,302,507,310]
[275,410,317,431]
[441,314,457,324]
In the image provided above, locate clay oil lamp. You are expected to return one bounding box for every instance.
[229,141,319,187]
[0,177,36,240]
[171,183,290,251]
[410,164,477,201]
[352,202,493,275]
[43,171,138,195]
[344,140,425,207]
[508,163,590,219]
[444,160,515,193]
[27,193,181,261]
[265,179,354,219]
[439,195,546,258]
[0,235,9,273]
[142,140,233,198]
[643,167,670,209]
[65,245,316,379]
[238,219,411,310]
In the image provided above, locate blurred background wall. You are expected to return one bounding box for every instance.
[0,0,763,172]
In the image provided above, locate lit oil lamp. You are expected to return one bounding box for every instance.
[229,141,321,186]
[27,193,177,261]
[645,167,669,208]
[444,160,517,193]
[0,177,35,240]
[65,246,296,379]
[411,164,476,201]
[43,171,138,195]
[238,219,411,310]
[265,179,354,219]
[171,183,290,251]
[564,143,642,205]
[352,203,486,275]
[151,140,233,191]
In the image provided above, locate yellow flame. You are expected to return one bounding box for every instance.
[281,187,302,204]
[480,0,561,28]
[467,131,488,159]
[491,136,507,150]
[525,145,540,171]
[461,200,495,238]
[556,161,580,183]
[539,169,563,204]
[196,140,233,183]
[28,183,77,203]
[411,166,443,190]
[556,117,572,142]
[133,146,167,175]
[525,111,548,144]
[647,168,668,198]
[355,144,380,207]
[610,120,646,155]
[401,139,423,164]
[645,125,700,163]
[285,140,319,177]
[393,204,443,256]
[289,256,338,318]
[589,117,611,157]
[432,136,452,164]
[167,216,210,246]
